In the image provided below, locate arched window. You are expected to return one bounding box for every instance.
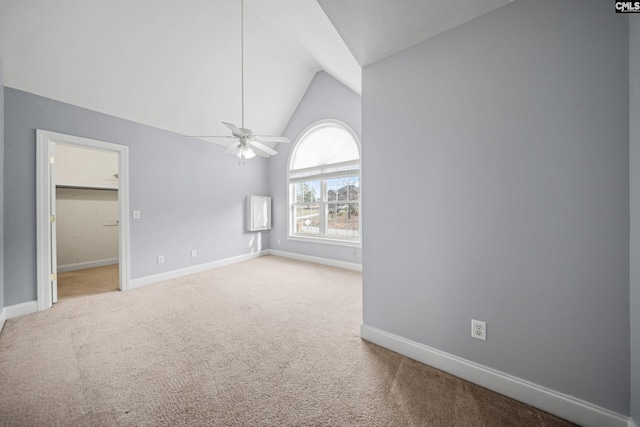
[288,121,361,246]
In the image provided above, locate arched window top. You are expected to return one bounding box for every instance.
[290,122,360,171]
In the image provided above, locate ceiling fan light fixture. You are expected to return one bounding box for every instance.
[233,143,255,159]
[242,146,256,159]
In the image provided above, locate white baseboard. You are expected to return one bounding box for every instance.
[0,308,6,334]
[5,301,38,319]
[57,258,119,273]
[267,249,362,272]
[126,249,361,291]
[360,324,629,427]
[629,418,638,427]
[129,250,268,290]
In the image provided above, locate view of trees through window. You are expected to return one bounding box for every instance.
[293,176,359,238]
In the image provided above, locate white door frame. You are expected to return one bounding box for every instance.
[36,130,131,311]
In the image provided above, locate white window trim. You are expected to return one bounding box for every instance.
[287,235,362,248]
[286,119,362,247]
[289,169,359,183]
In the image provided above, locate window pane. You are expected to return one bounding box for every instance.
[326,178,340,202]
[291,124,359,170]
[326,176,359,202]
[293,181,321,203]
[305,181,321,202]
[346,176,359,201]
[294,204,320,235]
[327,203,359,239]
[294,183,304,203]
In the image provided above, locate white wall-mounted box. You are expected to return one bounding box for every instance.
[247,196,271,232]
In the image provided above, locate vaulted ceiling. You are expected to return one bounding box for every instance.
[0,0,511,142]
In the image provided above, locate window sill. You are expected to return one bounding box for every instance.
[287,235,362,248]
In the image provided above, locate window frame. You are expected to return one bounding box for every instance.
[287,120,362,248]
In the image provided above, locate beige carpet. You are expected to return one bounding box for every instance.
[0,256,575,426]
[57,264,120,299]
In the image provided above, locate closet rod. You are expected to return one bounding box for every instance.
[56,185,118,191]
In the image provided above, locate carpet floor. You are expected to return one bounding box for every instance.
[0,255,575,426]
[57,264,120,300]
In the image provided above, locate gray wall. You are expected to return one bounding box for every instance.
[269,71,362,264]
[0,57,4,311]
[362,0,629,414]
[4,88,270,306]
[631,14,640,426]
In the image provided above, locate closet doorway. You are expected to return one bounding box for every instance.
[56,144,120,300]
[36,130,130,311]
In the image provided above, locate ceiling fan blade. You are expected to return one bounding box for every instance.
[249,140,278,156]
[253,135,290,143]
[222,122,244,137]
[240,127,253,136]
[224,140,241,154]
[246,145,272,158]
[189,135,236,139]
[187,135,236,148]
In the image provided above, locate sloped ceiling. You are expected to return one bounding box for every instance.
[318,0,512,67]
[0,0,512,142]
[0,0,356,140]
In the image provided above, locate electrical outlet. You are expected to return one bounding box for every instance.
[191,250,197,258]
[472,319,487,341]
[157,255,165,264]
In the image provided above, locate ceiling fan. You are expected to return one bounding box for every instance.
[192,0,290,160]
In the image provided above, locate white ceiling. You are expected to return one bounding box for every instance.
[317,0,512,66]
[0,0,512,142]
